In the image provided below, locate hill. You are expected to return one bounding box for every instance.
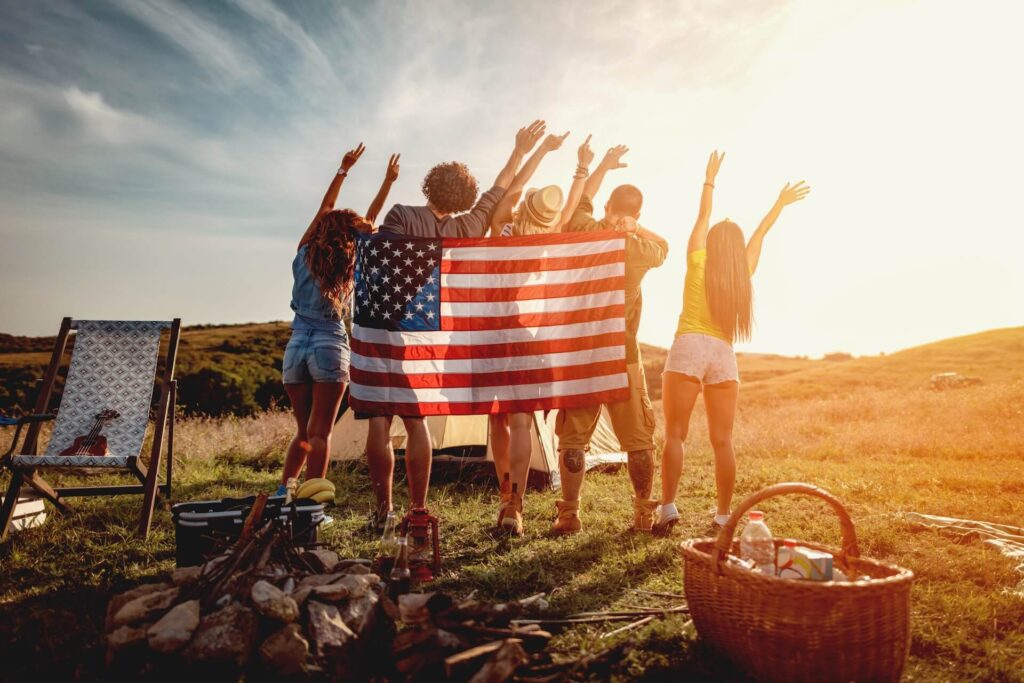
[1,323,1019,417]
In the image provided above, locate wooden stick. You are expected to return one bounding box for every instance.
[600,615,655,639]
[629,589,687,600]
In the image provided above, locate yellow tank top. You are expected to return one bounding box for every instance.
[674,249,731,343]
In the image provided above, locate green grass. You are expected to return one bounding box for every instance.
[2,329,1023,681]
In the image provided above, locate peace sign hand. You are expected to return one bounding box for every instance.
[705,150,724,182]
[385,153,400,182]
[515,120,546,156]
[340,143,366,173]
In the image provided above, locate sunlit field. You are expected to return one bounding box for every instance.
[1,328,1022,681]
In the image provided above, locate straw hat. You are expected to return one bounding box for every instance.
[520,185,564,228]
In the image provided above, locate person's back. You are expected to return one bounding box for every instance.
[380,161,503,239]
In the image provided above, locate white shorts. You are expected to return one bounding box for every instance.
[663,333,740,385]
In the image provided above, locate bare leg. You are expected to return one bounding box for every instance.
[508,412,533,494]
[304,382,346,479]
[659,373,702,505]
[282,383,313,484]
[489,413,510,486]
[704,381,739,516]
[557,448,587,503]
[403,417,432,509]
[366,416,395,516]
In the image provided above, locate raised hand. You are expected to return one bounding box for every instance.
[541,130,570,152]
[705,150,724,182]
[341,143,366,173]
[385,153,400,182]
[578,134,594,168]
[515,120,546,156]
[777,181,811,206]
[600,145,629,170]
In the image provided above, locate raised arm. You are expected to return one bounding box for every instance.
[299,143,365,248]
[490,131,569,233]
[688,150,724,254]
[746,180,810,275]
[365,154,400,225]
[491,120,546,190]
[582,144,628,201]
[556,134,595,231]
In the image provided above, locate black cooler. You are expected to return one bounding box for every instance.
[171,495,325,567]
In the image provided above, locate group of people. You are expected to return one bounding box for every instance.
[278,121,809,576]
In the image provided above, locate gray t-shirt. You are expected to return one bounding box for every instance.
[379,185,505,238]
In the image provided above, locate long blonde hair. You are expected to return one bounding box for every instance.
[705,220,753,343]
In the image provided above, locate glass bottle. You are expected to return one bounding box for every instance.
[390,535,412,582]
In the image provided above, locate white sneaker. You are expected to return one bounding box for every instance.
[652,502,680,537]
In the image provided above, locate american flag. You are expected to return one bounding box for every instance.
[349,230,629,416]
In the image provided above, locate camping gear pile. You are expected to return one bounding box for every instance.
[680,482,914,683]
[104,498,574,681]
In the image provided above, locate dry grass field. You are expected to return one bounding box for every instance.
[1,326,1022,681]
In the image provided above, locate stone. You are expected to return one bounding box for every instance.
[306,601,355,660]
[297,572,343,590]
[105,582,173,630]
[292,587,313,606]
[112,587,180,627]
[345,563,371,575]
[304,549,340,573]
[340,592,380,636]
[182,602,258,669]
[259,623,309,676]
[147,599,200,654]
[170,565,202,588]
[251,580,299,623]
[311,583,350,602]
[336,559,372,572]
[105,624,149,665]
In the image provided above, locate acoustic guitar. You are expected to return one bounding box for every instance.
[60,409,120,456]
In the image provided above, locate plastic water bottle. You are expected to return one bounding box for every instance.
[739,510,776,575]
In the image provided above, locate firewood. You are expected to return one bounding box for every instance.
[467,638,528,683]
[599,615,655,639]
[444,638,514,678]
[435,619,551,652]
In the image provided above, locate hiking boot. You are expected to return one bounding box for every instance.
[633,498,658,533]
[550,499,582,535]
[497,484,524,536]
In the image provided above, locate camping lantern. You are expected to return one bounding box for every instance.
[401,507,440,581]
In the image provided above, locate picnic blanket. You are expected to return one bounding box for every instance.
[905,512,1024,596]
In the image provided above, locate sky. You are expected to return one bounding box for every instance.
[1,0,1021,357]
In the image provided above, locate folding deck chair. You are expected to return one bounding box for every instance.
[0,318,180,541]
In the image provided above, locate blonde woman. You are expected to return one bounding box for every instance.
[654,151,810,534]
[488,127,569,534]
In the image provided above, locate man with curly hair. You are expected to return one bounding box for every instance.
[364,121,548,579]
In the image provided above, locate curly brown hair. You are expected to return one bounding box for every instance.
[421,161,479,214]
[305,209,359,314]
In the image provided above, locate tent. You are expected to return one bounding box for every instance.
[331,405,627,491]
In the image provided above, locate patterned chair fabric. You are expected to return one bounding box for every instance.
[13,320,170,468]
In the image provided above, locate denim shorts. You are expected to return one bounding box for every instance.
[282,327,351,384]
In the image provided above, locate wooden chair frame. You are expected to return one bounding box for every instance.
[0,317,180,541]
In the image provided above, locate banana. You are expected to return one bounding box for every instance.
[310,489,335,504]
[295,478,335,500]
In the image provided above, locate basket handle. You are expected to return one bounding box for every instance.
[710,482,860,575]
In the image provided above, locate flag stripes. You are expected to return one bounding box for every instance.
[350,230,629,416]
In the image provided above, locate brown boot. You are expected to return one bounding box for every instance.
[633,498,658,533]
[497,484,524,536]
[551,499,582,535]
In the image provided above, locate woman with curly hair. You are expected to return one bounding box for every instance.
[278,144,399,496]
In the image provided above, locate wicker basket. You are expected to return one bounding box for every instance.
[680,483,914,683]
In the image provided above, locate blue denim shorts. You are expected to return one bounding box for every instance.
[282,327,351,384]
